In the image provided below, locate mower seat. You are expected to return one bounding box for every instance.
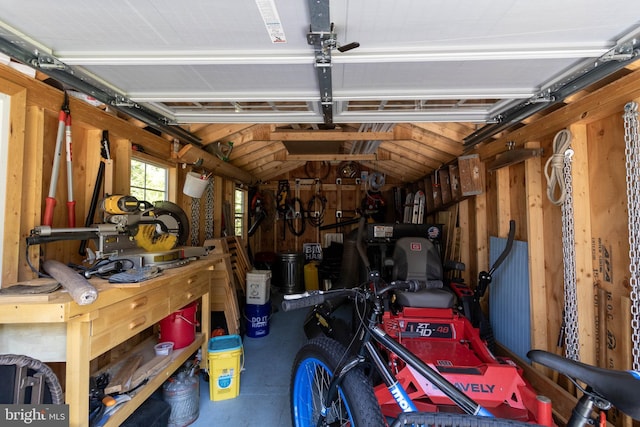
[391,237,455,309]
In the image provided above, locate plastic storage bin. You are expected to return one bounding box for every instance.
[208,334,243,401]
[246,270,271,305]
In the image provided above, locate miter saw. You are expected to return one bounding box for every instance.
[27,196,209,277]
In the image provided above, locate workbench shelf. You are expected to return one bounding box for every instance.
[101,333,205,427]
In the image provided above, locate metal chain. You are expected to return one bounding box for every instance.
[190,196,200,247]
[561,142,580,361]
[623,101,640,371]
[205,179,214,240]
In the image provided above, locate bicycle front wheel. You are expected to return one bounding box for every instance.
[290,337,384,427]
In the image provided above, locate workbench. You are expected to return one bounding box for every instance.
[0,255,234,427]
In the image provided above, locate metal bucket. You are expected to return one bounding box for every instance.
[162,371,199,427]
[274,252,304,294]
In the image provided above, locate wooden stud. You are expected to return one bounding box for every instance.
[112,138,131,196]
[21,105,44,281]
[2,83,27,284]
[569,124,596,365]
[495,168,511,237]
[524,141,549,354]
[214,178,224,238]
[473,172,489,311]
[65,316,92,427]
[457,199,472,285]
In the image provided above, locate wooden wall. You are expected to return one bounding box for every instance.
[0,63,237,284]
[470,81,640,370]
[250,163,402,255]
[435,67,640,425]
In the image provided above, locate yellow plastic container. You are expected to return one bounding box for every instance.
[208,334,243,401]
[304,262,319,291]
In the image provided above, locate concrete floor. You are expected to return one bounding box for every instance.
[190,294,308,427]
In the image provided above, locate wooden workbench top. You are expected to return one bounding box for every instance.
[0,255,226,324]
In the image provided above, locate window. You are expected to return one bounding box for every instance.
[234,187,246,237]
[130,158,168,203]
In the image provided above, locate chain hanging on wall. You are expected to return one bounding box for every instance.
[190,196,200,247]
[204,179,214,240]
[561,133,580,361]
[623,101,640,371]
[546,129,580,361]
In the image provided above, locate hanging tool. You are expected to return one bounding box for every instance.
[277,180,290,240]
[64,98,76,227]
[79,131,111,256]
[43,92,75,227]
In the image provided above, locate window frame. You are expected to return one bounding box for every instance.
[234,186,247,238]
[130,152,177,203]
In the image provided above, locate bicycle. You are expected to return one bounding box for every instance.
[276,180,306,238]
[283,221,640,427]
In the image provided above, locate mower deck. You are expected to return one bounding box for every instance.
[376,306,554,425]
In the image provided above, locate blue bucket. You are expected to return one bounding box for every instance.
[245,302,271,338]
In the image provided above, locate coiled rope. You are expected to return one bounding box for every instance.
[544,129,573,205]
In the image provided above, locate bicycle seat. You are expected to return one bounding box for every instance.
[527,350,640,419]
[391,237,455,309]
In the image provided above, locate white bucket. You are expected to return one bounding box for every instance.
[183,172,209,198]
[246,270,272,305]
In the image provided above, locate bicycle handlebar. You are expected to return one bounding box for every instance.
[281,289,355,312]
[281,279,443,312]
[391,279,443,292]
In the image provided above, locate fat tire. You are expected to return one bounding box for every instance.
[290,337,384,427]
[304,310,354,350]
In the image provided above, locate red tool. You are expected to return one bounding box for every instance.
[43,92,75,227]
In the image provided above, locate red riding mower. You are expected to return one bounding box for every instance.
[304,220,553,424]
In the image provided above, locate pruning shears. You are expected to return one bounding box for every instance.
[43,92,75,227]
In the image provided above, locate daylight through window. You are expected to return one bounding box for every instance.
[234,187,246,238]
[130,158,168,203]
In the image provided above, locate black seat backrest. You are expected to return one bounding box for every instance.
[391,237,454,309]
[392,237,443,282]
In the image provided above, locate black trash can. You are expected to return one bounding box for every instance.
[274,252,304,294]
